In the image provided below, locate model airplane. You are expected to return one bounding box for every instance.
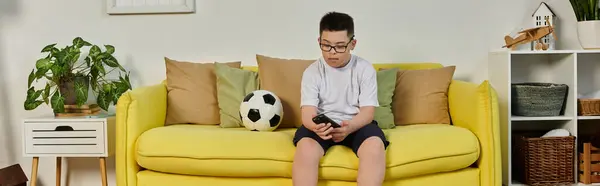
[503,16,557,50]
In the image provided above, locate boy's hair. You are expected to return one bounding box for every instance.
[319,11,354,38]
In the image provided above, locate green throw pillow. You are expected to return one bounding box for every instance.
[215,62,259,128]
[374,68,397,129]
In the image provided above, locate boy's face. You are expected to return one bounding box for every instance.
[318,30,356,68]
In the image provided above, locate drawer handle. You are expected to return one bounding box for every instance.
[55,126,74,131]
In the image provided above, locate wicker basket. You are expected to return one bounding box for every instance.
[579,142,600,184]
[513,133,575,185]
[511,83,568,116]
[578,99,600,116]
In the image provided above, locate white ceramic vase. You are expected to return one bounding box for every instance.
[577,20,600,50]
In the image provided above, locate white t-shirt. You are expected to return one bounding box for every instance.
[300,54,379,124]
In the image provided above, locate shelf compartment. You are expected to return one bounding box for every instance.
[511,53,576,118]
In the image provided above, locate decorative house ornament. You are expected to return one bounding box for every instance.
[531,2,557,51]
[502,2,558,51]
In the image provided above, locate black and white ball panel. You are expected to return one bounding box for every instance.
[248,109,261,122]
[269,114,281,127]
[243,92,254,102]
[262,94,276,105]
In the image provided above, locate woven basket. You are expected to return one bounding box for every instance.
[513,133,575,185]
[511,83,568,116]
[578,99,600,116]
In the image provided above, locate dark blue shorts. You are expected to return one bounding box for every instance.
[292,120,390,155]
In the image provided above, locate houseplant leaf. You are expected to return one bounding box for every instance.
[96,91,110,111]
[90,67,99,91]
[50,90,65,113]
[35,66,49,80]
[94,61,106,75]
[43,83,50,104]
[70,52,81,65]
[85,56,91,67]
[105,45,115,54]
[113,81,130,104]
[103,55,125,71]
[24,100,44,110]
[36,58,52,69]
[41,43,57,53]
[28,69,35,88]
[26,87,42,101]
[74,77,89,107]
[24,87,43,110]
[72,37,91,48]
[89,45,101,57]
[119,72,132,90]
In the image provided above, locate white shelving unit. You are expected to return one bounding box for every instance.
[488,50,600,186]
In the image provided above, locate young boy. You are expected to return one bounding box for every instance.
[292,12,390,186]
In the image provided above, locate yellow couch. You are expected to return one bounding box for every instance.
[115,63,501,186]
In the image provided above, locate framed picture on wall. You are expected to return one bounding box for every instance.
[107,0,195,15]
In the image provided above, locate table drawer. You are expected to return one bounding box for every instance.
[24,121,105,155]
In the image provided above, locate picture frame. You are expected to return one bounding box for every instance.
[106,0,195,15]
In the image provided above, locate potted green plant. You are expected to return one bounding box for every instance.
[570,0,600,49]
[24,37,132,113]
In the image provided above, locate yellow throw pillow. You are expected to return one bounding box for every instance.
[164,57,241,125]
[392,66,456,125]
[256,54,315,128]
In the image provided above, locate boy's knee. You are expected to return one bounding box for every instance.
[296,138,325,159]
[358,137,385,158]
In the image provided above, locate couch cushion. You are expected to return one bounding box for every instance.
[214,62,260,128]
[136,124,479,181]
[164,58,241,125]
[374,68,397,129]
[256,54,315,128]
[392,66,456,125]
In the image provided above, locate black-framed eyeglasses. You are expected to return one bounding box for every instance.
[319,35,355,53]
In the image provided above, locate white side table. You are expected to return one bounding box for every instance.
[22,114,115,186]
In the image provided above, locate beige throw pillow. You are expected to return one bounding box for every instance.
[392,66,456,125]
[164,57,241,125]
[256,54,315,128]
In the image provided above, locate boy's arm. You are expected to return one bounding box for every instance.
[300,67,320,130]
[301,106,319,130]
[348,66,378,132]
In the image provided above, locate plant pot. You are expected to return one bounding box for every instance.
[577,21,600,50]
[58,75,90,106]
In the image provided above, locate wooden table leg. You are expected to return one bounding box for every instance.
[56,157,62,186]
[99,157,107,186]
[31,157,39,186]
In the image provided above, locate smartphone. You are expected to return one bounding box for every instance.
[312,114,341,128]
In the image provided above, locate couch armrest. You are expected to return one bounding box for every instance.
[448,80,501,186]
[116,83,167,186]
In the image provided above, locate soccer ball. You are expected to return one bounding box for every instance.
[240,90,283,132]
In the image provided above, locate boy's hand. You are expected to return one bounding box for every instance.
[312,123,333,140]
[332,120,353,142]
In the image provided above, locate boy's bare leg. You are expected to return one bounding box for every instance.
[293,138,325,186]
[357,137,386,186]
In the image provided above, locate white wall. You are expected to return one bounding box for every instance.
[0,0,583,185]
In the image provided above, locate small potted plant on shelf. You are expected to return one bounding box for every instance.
[570,0,600,49]
[23,37,132,115]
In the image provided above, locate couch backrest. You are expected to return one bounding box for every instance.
[161,62,444,85]
[241,62,443,72]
